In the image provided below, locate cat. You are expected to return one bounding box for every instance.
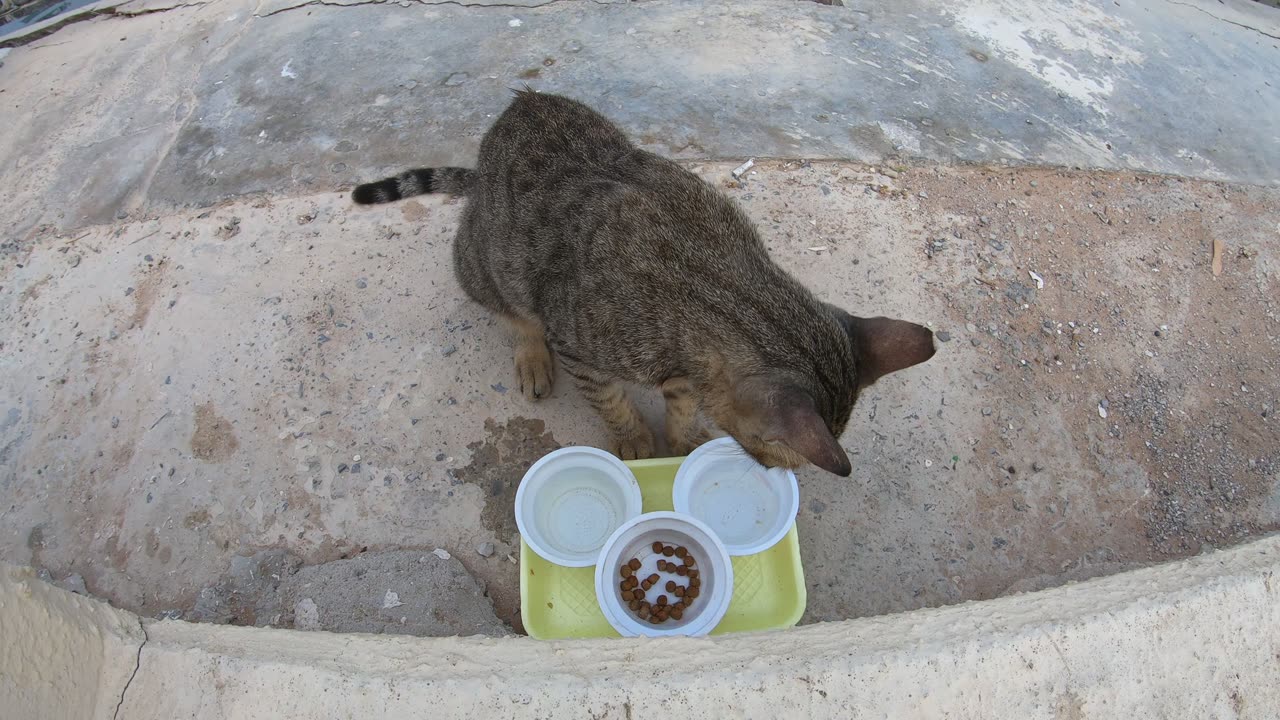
[351,90,935,476]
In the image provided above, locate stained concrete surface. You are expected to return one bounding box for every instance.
[1,0,1279,637]
[1,160,1277,635]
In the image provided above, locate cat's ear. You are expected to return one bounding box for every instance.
[828,307,936,388]
[735,378,852,476]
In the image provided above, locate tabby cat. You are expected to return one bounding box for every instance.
[352,90,935,475]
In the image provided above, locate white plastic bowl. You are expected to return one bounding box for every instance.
[515,447,643,567]
[672,437,800,556]
[594,511,733,637]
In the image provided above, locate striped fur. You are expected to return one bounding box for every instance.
[351,167,475,205]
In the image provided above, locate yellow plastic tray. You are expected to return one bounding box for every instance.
[520,455,806,639]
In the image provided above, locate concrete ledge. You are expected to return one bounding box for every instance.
[0,565,145,720]
[5,535,1274,718]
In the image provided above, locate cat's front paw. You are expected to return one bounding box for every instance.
[514,342,555,401]
[611,424,656,461]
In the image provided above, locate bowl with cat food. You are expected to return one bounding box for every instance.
[516,446,644,567]
[594,511,733,637]
[672,437,801,556]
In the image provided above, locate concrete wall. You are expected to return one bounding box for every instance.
[4,534,1279,719]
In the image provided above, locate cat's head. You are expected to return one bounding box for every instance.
[710,309,935,476]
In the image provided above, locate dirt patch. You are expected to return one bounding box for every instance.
[191,402,239,462]
[127,261,166,330]
[18,275,51,306]
[454,416,561,543]
[400,200,430,222]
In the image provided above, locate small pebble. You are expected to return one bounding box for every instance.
[441,344,458,357]
[936,331,952,342]
[476,542,495,558]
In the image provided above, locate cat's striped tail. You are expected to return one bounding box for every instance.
[351,167,475,204]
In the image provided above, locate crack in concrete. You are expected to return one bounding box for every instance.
[0,1,210,48]
[112,622,148,720]
[1163,0,1280,40]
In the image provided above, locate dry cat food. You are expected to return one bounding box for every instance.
[618,542,701,626]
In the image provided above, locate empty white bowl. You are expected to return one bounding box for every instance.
[515,447,643,567]
[672,437,800,556]
[594,511,733,637]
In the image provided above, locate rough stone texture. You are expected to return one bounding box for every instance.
[1,0,1280,639]
[1,0,1279,239]
[110,534,1280,718]
[0,563,145,720]
[274,550,509,636]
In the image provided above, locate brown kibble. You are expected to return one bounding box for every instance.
[633,587,645,600]
[674,586,685,598]
[651,541,664,553]
[688,568,699,579]
[684,556,696,568]
[656,594,668,606]
[675,566,687,577]
[640,580,651,591]
[649,615,662,624]
[671,607,683,620]
[673,600,686,610]
[625,576,638,590]
[622,590,634,601]
[665,580,677,592]
[647,574,660,585]
[638,606,651,620]
[628,558,641,571]
[675,546,688,559]
[630,599,642,611]
[688,587,700,599]
[662,546,675,557]
[620,565,632,579]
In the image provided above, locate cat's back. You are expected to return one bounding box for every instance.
[478,90,633,174]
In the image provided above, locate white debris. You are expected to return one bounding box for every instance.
[382,590,403,609]
[1098,404,1108,419]
[431,548,451,560]
[807,246,829,253]
[924,459,933,468]
[280,60,298,79]
[294,598,320,630]
[731,158,755,179]
[353,454,361,462]
[508,18,522,27]
[1029,270,1045,289]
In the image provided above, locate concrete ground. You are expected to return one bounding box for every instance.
[1,0,1278,635]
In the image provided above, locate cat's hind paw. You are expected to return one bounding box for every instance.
[667,425,713,457]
